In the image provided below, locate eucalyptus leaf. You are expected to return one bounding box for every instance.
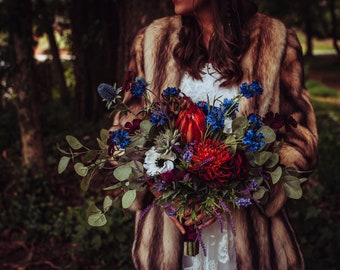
[253,186,267,200]
[66,135,83,150]
[254,151,272,166]
[270,166,282,184]
[88,212,107,227]
[232,116,248,131]
[58,156,70,174]
[283,175,303,199]
[103,182,122,190]
[265,153,279,168]
[80,172,93,191]
[122,190,137,208]
[82,150,98,164]
[129,160,144,178]
[140,120,153,134]
[113,165,132,181]
[257,126,276,144]
[74,162,88,177]
[97,138,108,150]
[129,135,146,148]
[100,129,110,143]
[103,196,113,212]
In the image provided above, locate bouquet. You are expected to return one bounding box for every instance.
[58,72,307,256]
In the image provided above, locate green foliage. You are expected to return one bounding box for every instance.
[287,99,340,270]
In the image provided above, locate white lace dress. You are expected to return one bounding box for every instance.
[180,64,238,270]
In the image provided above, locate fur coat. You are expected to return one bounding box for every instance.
[113,13,318,270]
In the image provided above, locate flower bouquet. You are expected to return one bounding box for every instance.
[58,72,308,256]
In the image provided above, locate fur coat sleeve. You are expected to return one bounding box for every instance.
[112,13,318,270]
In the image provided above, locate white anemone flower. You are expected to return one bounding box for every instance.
[143,146,176,176]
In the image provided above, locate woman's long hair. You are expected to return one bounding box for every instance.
[173,0,257,87]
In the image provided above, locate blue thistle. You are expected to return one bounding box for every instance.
[197,101,209,115]
[97,82,120,104]
[221,98,238,116]
[235,197,252,207]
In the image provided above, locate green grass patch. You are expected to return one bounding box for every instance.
[306,80,340,98]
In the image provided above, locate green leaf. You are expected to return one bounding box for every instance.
[103,182,122,190]
[56,142,69,155]
[129,135,146,148]
[140,120,153,134]
[74,162,88,177]
[122,190,137,208]
[254,151,272,166]
[257,126,276,144]
[113,165,132,181]
[283,175,303,199]
[129,160,144,178]
[81,150,98,164]
[97,138,108,150]
[265,153,279,168]
[103,196,113,212]
[80,172,93,191]
[253,186,267,200]
[232,116,248,131]
[270,166,282,184]
[88,212,107,227]
[58,156,70,174]
[66,135,83,150]
[100,129,110,143]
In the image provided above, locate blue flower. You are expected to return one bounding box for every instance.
[221,98,238,116]
[182,150,193,164]
[197,101,209,115]
[163,87,179,97]
[240,81,263,99]
[109,129,131,149]
[97,83,117,102]
[150,110,167,126]
[248,114,263,131]
[242,130,265,152]
[130,77,147,97]
[235,197,252,207]
[206,107,225,132]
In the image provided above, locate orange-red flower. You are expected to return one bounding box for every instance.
[189,139,249,183]
[175,97,206,143]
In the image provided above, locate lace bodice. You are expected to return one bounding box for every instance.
[180,64,238,270]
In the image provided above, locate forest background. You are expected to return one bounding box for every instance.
[0,0,339,269]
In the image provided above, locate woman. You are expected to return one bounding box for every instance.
[113,0,318,269]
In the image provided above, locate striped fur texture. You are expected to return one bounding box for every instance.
[114,13,318,270]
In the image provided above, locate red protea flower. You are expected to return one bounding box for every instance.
[175,97,206,143]
[189,139,249,183]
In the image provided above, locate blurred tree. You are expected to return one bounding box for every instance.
[34,0,69,105]
[328,0,340,55]
[4,0,45,171]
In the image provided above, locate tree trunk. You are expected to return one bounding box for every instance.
[6,0,46,172]
[329,0,340,56]
[44,10,70,105]
[303,3,314,57]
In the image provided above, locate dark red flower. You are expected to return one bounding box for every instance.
[124,119,142,134]
[262,111,297,131]
[189,139,249,183]
[121,71,135,92]
[175,97,206,143]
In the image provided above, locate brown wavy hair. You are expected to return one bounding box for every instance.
[173,0,257,87]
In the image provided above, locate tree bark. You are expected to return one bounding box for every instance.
[6,0,46,172]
